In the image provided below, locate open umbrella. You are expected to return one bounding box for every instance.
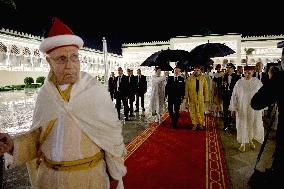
[140,49,191,67]
[176,42,235,69]
[277,40,284,48]
[188,42,235,60]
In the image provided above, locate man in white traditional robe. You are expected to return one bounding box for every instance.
[229,66,264,152]
[0,17,126,189]
[149,66,167,124]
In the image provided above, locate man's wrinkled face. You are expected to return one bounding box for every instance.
[46,46,80,85]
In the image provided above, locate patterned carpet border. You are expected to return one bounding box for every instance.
[206,114,230,189]
[125,114,168,160]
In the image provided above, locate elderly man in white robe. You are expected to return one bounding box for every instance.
[229,66,264,152]
[0,17,126,189]
[149,66,167,124]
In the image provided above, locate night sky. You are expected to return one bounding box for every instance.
[0,0,282,55]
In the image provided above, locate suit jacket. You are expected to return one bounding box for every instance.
[126,75,137,97]
[221,73,240,100]
[253,72,269,84]
[165,76,185,103]
[115,74,129,98]
[108,76,116,93]
[136,75,147,95]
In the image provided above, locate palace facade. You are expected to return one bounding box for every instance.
[1,28,283,85]
[122,33,284,75]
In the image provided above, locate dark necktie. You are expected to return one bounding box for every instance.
[175,77,177,82]
[257,73,261,80]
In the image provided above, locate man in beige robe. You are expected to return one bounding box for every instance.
[184,65,209,130]
[0,17,126,189]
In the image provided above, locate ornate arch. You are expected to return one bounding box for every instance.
[0,42,7,53]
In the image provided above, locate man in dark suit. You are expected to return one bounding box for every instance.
[126,69,136,117]
[253,61,269,84]
[108,71,116,101]
[115,67,129,121]
[135,68,147,112]
[221,63,241,131]
[165,66,185,128]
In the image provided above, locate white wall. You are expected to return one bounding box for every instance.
[0,70,48,86]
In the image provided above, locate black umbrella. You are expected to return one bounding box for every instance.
[277,41,284,48]
[140,49,191,67]
[188,42,235,60]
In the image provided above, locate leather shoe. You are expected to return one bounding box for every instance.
[134,109,139,112]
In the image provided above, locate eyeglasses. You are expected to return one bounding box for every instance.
[49,53,80,64]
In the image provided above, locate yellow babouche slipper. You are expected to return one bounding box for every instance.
[239,145,245,152]
[249,141,256,150]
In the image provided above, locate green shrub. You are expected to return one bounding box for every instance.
[11,85,23,90]
[36,76,45,85]
[24,77,34,85]
[25,83,40,88]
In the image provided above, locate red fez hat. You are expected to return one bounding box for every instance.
[244,66,255,71]
[194,64,201,69]
[39,17,84,54]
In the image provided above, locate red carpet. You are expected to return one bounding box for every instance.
[121,112,230,189]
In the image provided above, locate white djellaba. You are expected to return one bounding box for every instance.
[149,75,167,124]
[229,77,264,151]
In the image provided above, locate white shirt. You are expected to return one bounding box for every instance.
[228,75,232,89]
[117,76,121,91]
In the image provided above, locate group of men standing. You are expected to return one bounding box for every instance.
[150,65,209,130]
[108,67,147,121]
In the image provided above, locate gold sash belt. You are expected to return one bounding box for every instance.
[43,150,104,171]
